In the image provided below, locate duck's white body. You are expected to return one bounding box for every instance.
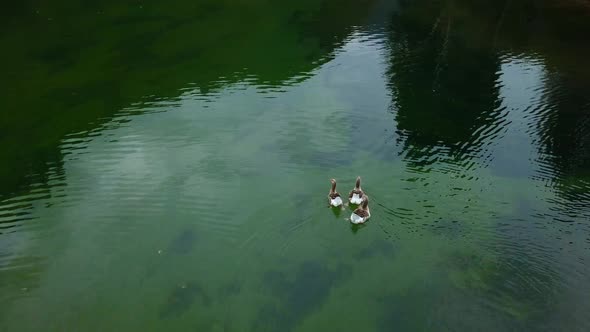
[348,176,365,205]
[350,194,370,224]
[350,193,362,205]
[330,197,343,207]
[328,179,343,207]
[350,211,370,224]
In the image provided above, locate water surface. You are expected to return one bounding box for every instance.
[2,0,590,331]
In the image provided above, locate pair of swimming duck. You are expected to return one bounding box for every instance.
[328,176,370,224]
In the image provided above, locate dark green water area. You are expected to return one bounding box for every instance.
[1,0,590,330]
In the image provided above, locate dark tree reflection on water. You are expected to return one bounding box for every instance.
[386,0,590,202]
[384,1,590,329]
[386,0,504,168]
[0,0,375,200]
[1,0,590,330]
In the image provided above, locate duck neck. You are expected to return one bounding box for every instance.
[331,182,337,193]
[355,177,361,189]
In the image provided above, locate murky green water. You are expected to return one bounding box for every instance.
[2,0,590,330]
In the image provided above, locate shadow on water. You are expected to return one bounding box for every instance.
[168,228,198,255]
[349,222,369,234]
[159,281,211,319]
[330,206,343,218]
[354,239,396,259]
[254,261,352,332]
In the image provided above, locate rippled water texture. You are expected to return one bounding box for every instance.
[2,0,590,330]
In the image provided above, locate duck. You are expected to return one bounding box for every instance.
[328,179,343,207]
[348,176,365,205]
[350,195,371,224]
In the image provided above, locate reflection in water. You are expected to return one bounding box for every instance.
[0,0,373,200]
[387,0,504,170]
[386,0,590,218]
[532,72,590,220]
[383,2,590,330]
[1,0,590,330]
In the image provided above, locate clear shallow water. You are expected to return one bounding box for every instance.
[2,0,590,330]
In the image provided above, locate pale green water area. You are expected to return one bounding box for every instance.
[2,0,590,331]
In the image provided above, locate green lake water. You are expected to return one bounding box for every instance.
[2,0,590,330]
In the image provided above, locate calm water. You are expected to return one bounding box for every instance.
[2,0,590,330]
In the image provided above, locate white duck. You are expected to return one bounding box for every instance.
[348,176,365,205]
[350,195,371,224]
[328,179,343,207]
